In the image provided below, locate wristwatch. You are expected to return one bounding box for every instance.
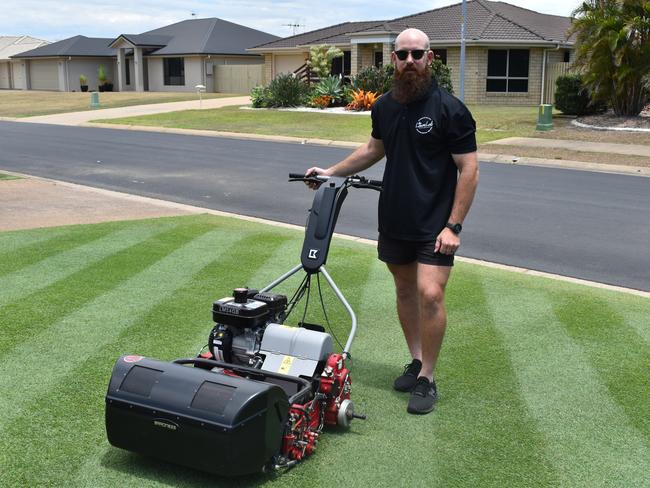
[445,222,462,235]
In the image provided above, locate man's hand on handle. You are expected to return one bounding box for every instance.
[304,166,332,190]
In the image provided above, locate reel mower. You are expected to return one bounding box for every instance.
[105,173,382,476]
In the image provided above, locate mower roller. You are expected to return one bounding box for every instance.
[105,173,382,476]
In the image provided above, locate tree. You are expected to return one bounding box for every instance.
[307,45,343,78]
[430,59,454,94]
[569,0,650,116]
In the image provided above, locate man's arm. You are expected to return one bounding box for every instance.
[305,136,385,180]
[435,151,480,255]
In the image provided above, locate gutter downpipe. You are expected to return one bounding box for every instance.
[66,56,71,92]
[540,44,561,105]
[459,0,467,102]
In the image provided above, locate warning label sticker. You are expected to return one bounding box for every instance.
[278,355,294,374]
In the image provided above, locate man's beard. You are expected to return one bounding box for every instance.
[392,66,432,104]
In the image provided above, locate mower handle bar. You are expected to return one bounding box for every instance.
[288,173,382,190]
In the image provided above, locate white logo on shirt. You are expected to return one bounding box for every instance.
[415,117,434,134]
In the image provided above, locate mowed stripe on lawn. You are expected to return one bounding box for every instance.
[1,229,294,488]
[0,226,251,434]
[432,265,556,487]
[0,220,214,359]
[552,290,650,442]
[482,272,650,487]
[0,220,177,306]
[0,224,114,276]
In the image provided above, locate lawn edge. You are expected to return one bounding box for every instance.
[3,169,648,299]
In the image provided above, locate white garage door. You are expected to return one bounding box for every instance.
[274,54,306,76]
[0,62,10,89]
[30,60,59,90]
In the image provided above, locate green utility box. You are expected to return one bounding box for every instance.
[90,91,100,109]
[536,104,553,131]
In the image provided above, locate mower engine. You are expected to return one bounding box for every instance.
[210,287,288,367]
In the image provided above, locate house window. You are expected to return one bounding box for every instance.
[164,57,185,86]
[125,60,130,85]
[486,49,529,93]
[374,51,383,68]
[432,49,447,65]
[563,50,571,63]
[331,51,351,76]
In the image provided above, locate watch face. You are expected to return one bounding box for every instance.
[447,223,462,234]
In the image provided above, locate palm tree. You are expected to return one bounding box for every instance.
[570,0,650,116]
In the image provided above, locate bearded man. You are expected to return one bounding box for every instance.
[305,28,479,414]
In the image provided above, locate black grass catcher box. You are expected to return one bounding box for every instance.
[105,355,291,476]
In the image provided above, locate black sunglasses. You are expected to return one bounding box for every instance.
[394,49,427,61]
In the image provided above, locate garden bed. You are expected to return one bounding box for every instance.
[577,107,650,130]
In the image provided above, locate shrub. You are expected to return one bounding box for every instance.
[79,74,87,85]
[431,59,453,94]
[346,89,379,111]
[351,66,393,94]
[97,65,107,84]
[307,44,344,78]
[250,85,270,108]
[350,61,453,95]
[554,74,606,115]
[314,75,344,105]
[311,95,332,109]
[265,73,310,107]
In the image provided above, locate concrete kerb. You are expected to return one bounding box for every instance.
[3,169,649,300]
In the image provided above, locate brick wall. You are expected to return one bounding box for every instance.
[360,45,374,68]
[350,44,362,76]
[383,42,393,65]
[446,46,546,106]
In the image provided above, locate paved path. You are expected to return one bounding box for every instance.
[488,137,650,158]
[18,95,251,126]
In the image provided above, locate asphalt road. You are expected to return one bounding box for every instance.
[1,121,649,291]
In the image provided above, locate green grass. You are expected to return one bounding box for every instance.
[95,104,540,144]
[0,172,21,180]
[0,91,239,118]
[1,214,649,487]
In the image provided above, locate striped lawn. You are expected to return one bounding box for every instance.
[0,214,648,488]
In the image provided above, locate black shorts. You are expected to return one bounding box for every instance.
[377,233,454,266]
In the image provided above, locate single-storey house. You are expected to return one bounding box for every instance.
[0,36,49,89]
[249,0,575,105]
[11,18,279,93]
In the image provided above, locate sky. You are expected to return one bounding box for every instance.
[1,0,584,42]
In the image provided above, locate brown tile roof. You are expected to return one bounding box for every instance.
[252,0,574,51]
[486,1,574,41]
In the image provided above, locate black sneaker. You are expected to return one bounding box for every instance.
[393,359,422,392]
[407,377,437,414]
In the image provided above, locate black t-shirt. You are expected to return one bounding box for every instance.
[371,79,477,240]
